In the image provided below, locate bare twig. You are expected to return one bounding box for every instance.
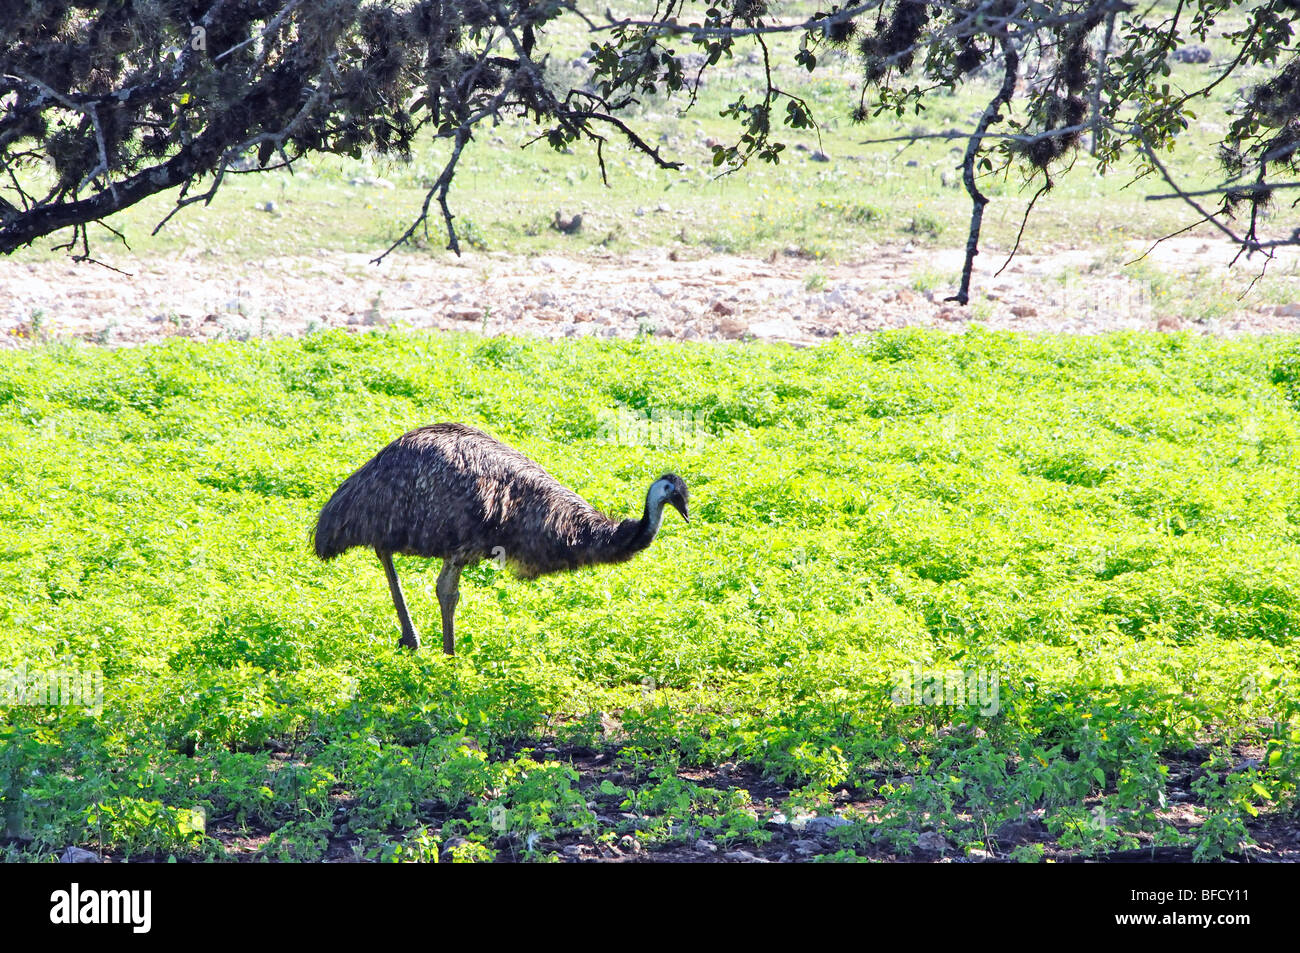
[995,181,1050,277]
[1145,181,1300,202]
[213,0,302,64]
[1125,215,1210,266]
[861,123,1092,148]
[1089,9,1116,157]
[948,33,1020,306]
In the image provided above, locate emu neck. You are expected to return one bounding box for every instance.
[642,492,667,539]
[598,491,664,564]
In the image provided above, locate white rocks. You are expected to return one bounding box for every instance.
[7,237,1298,351]
[916,831,950,854]
[715,316,748,338]
[789,814,852,835]
[59,846,100,863]
[747,317,801,340]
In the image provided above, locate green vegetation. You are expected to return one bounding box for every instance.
[2,329,1298,861]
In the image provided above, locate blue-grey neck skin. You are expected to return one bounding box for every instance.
[644,480,671,537]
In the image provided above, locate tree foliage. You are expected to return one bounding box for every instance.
[3,2,1300,300]
[0,0,678,259]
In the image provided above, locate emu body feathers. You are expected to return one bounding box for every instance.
[314,423,688,654]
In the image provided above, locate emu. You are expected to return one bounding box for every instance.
[314,423,689,655]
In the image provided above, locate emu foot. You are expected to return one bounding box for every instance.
[398,630,421,651]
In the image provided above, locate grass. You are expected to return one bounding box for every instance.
[1,328,1299,861]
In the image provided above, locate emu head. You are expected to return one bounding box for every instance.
[648,473,689,524]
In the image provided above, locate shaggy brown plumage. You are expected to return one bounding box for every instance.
[314,423,689,654]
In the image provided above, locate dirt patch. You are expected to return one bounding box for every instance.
[4,238,1300,350]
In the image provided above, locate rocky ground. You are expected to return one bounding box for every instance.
[4,237,1300,349]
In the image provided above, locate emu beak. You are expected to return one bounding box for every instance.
[672,498,689,523]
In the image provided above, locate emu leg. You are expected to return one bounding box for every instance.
[378,550,420,650]
[436,560,463,656]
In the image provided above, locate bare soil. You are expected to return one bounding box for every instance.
[5,238,1300,350]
